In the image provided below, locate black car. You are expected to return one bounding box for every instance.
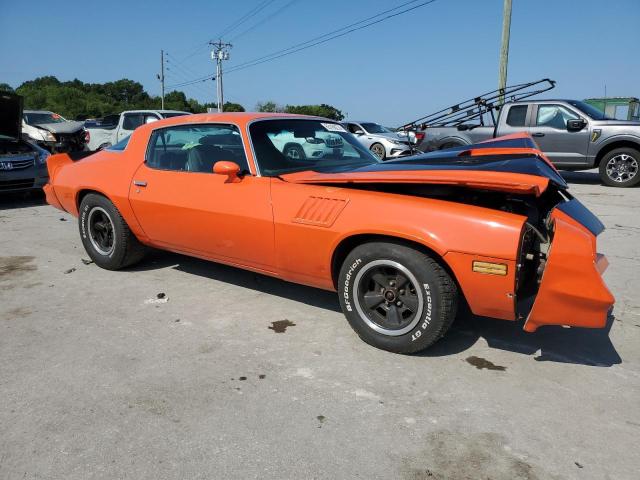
[0,92,50,193]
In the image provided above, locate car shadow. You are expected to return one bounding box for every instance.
[0,190,46,210]
[560,170,602,185]
[128,249,341,313]
[129,250,621,366]
[421,306,621,367]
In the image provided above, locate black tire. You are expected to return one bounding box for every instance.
[598,147,640,187]
[370,143,386,160]
[338,241,458,354]
[283,143,306,160]
[78,193,145,270]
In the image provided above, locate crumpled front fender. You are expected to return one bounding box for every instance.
[524,210,614,332]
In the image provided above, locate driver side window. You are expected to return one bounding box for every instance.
[145,124,249,173]
[536,105,579,129]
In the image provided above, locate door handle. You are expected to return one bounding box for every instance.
[532,132,545,137]
[133,180,147,187]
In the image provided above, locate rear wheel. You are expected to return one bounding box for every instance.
[79,194,145,270]
[599,147,640,187]
[338,241,458,353]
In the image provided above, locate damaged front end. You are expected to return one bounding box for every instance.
[515,193,614,332]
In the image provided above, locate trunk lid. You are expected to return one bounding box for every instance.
[0,92,23,140]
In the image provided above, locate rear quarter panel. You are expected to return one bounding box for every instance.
[49,129,148,240]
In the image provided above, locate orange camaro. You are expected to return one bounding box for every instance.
[44,113,614,353]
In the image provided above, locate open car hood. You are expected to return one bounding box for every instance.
[281,134,567,197]
[0,92,23,139]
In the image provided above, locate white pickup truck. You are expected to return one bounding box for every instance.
[85,109,189,151]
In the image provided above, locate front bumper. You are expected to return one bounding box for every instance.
[0,162,48,193]
[523,209,614,332]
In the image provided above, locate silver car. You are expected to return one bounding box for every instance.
[343,120,413,160]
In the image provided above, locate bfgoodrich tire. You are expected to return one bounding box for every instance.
[598,147,640,187]
[338,241,458,354]
[79,193,145,270]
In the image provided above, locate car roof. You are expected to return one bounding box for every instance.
[344,120,379,124]
[509,99,579,105]
[135,112,331,130]
[122,109,190,114]
[24,110,54,114]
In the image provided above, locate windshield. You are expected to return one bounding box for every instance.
[567,100,612,120]
[24,112,67,125]
[361,122,391,134]
[250,119,380,176]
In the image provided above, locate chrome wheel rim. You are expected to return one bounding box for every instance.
[88,206,115,256]
[371,144,385,159]
[353,260,423,336]
[606,154,638,183]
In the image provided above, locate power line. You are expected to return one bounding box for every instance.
[229,0,300,42]
[166,0,436,88]
[218,0,278,39]
[225,0,436,74]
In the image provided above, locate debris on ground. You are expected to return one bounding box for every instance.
[144,292,169,304]
[81,258,93,265]
[59,218,67,222]
[268,319,296,333]
[63,268,76,274]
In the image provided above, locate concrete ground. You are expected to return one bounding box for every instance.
[1,170,639,480]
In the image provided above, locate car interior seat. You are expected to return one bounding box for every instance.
[185,144,235,173]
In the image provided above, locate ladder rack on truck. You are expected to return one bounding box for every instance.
[400,78,556,131]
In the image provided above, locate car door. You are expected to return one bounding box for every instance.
[347,123,374,149]
[128,123,275,272]
[527,104,590,167]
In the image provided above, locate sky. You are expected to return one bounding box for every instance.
[1,0,639,125]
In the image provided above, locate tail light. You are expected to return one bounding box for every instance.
[84,130,90,144]
[414,132,425,142]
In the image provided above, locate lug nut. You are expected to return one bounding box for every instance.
[389,280,396,287]
[396,301,402,307]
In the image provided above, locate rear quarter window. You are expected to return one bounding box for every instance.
[506,105,528,127]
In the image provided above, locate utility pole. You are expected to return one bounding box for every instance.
[157,49,165,110]
[497,0,512,105]
[209,40,232,112]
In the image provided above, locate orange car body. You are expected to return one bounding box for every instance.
[44,113,614,332]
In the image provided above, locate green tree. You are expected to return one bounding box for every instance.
[0,83,14,92]
[256,100,282,113]
[223,102,245,112]
[284,103,344,120]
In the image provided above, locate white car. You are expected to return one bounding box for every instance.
[22,110,88,152]
[84,110,190,151]
[344,120,414,160]
[268,130,344,160]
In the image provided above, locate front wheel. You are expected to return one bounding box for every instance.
[370,143,386,160]
[599,148,640,187]
[338,242,458,353]
[79,193,146,270]
[283,143,306,160]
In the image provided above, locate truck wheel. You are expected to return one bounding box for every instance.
[599,147,640,187]
[283,143,306,160]
[440,142,463,150]
[78,194,145,270]
[370,143,386,160]
[338,242,458,354]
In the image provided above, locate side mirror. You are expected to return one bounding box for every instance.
[213,160,242,183]
[567,119,586,131]
[354,130,365,135]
